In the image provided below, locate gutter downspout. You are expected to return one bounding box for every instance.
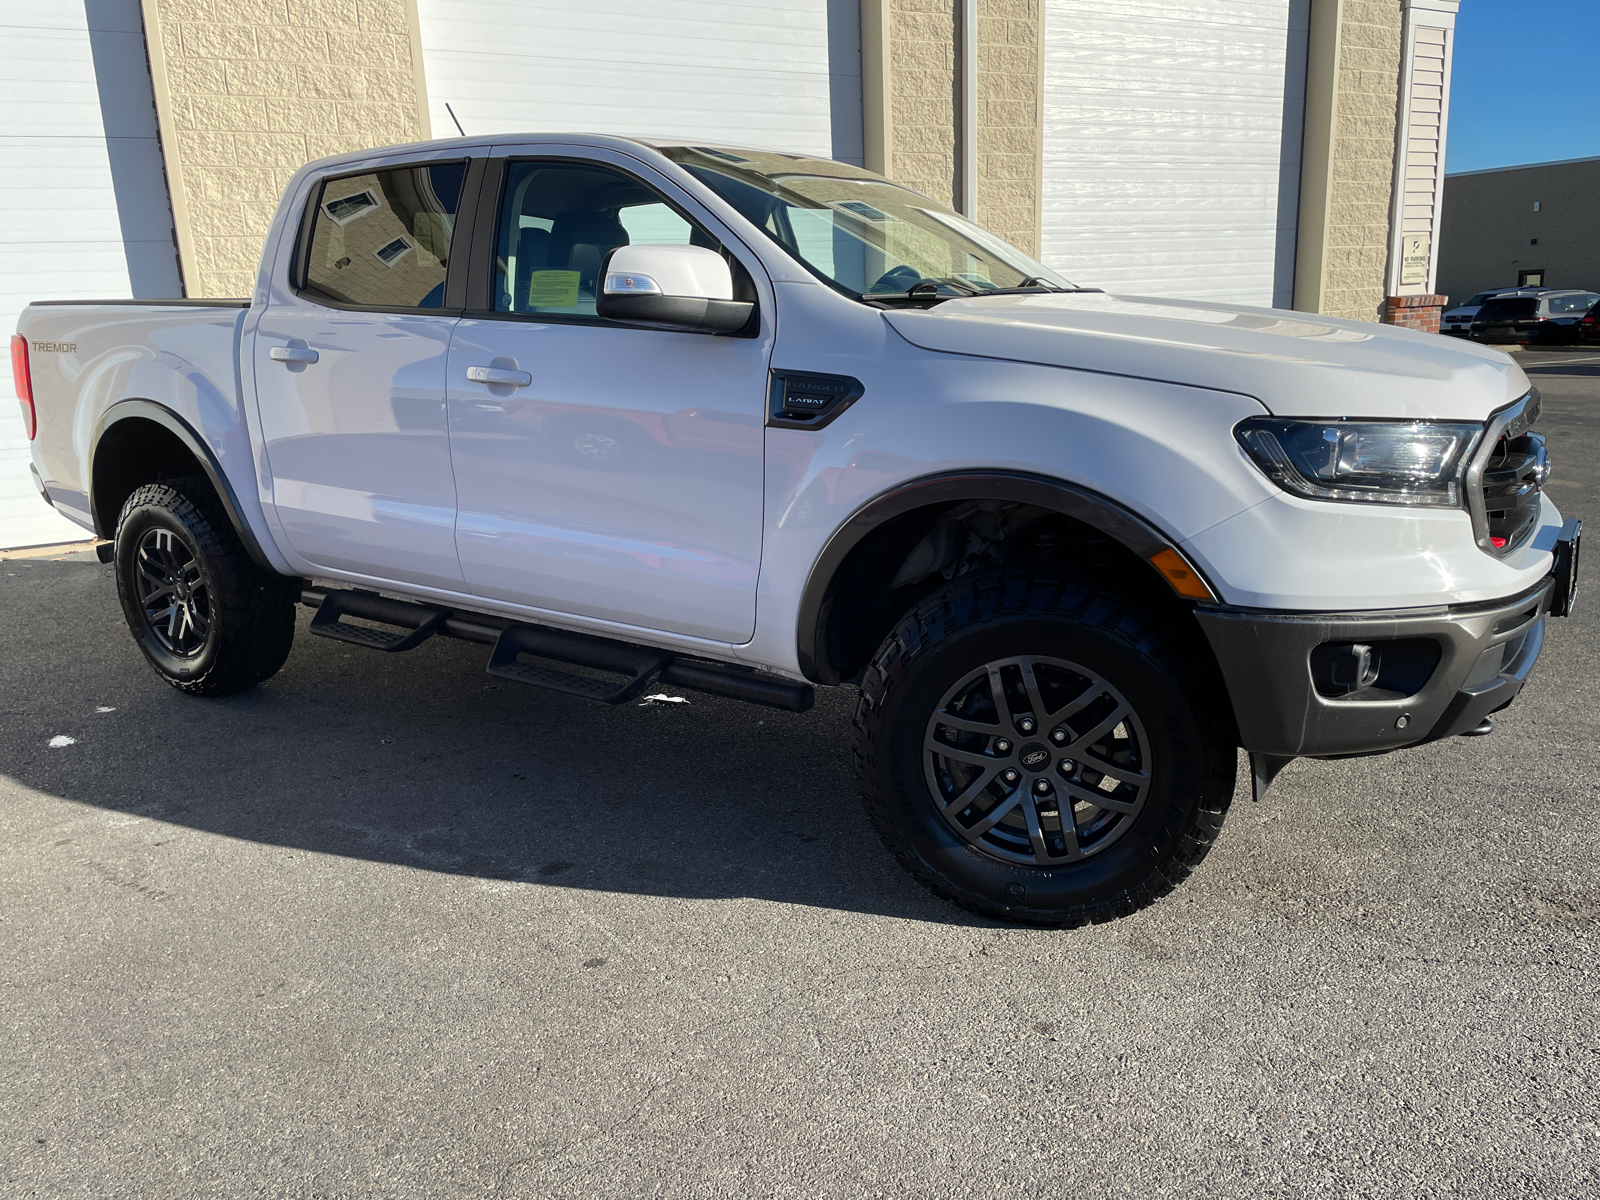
[958,0,977,218]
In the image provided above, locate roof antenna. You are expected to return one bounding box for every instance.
[445,103,466,137]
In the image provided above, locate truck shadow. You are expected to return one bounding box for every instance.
[1,556,986,927]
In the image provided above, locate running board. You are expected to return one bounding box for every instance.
[487,623,669,705]
[298,587,814,712]
[309,588,449,652]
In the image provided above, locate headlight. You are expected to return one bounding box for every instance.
[1236,418,1483,507]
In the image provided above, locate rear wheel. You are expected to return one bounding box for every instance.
[114,478,296,696]
[852,570,1236,926]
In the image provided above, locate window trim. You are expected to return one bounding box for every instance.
[292,157,479,316]
[460,155,760,337]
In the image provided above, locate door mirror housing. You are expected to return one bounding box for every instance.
[598,245,754,334]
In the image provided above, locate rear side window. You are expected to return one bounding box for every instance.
[302,161,467,309]
[1477,298,1537,320]
[1548,293,1599,314]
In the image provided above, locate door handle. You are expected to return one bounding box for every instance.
[466,365,532,387]
[269,345,319,364]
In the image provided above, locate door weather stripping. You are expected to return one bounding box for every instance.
[299,587,814,711]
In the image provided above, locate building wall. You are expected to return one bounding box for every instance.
[141,0,430,299]
[415,0,860,166]
[975,0,1041,257]
[0,0,183,550]
[1437,158,1600,303]
[888,0,957,210]
[1319,0,1403,320]
[1039,0,1308,306]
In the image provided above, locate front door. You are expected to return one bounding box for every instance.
[254,158,470,590]
[447,152,772,643]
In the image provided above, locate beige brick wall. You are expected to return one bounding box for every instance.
[974,0,1040,257]
[889,0,957,210]
[142,0,430,299]
[879,0,1042,255]
[1321,0,1403,320]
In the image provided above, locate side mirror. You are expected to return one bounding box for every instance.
[597,244,755,334]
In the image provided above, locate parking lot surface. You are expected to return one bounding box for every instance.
[3,350,1598,1198]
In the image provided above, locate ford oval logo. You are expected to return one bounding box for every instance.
[1021,749,1049,768]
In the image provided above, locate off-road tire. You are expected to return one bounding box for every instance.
[114,478,296,696]
[852,569,1236,926]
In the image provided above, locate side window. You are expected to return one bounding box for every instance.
[1549,293,1599,314]
[493,161,717,317]
[303,161,467,309]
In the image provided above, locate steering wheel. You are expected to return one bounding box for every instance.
[868,265,924,294]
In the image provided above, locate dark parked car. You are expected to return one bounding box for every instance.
[1441,287,1549,337]
[1580,300,1600,346]
[1470,289,1600,345]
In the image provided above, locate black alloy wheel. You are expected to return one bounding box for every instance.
[114,478,296,696]
[853,569,1236,926]
[133,526,211,657]
[924,655,1151,866]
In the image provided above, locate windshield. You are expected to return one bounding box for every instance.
[659,145,1075,300]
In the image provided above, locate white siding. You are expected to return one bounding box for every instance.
[0,0,181,549]
[1388,21,1450,294]
[416,0,863,163]
[1040,0,1307,307]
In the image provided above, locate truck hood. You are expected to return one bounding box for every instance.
[884,292,1531,421]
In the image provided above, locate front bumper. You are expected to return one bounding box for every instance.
[1196,578,1556,758]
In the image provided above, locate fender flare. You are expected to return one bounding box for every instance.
[794,469,1212,683]
[90,399,278,574]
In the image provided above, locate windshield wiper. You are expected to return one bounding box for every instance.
[982,279,1103,296]
[861,277,981,307]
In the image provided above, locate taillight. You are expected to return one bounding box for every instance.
[10,334,34,441]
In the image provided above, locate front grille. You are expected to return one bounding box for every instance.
[1469,391,1545,555]
[1481,430,1546,549]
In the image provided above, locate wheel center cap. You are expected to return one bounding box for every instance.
[1017,742,1052,771]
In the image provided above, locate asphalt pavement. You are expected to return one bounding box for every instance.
[2,349,1597,1198]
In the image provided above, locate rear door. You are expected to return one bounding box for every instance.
[253,156,475,589]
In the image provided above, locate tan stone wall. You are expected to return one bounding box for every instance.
[889,0,957,210]
[974,0,1040,257]
[877,0,1042,255]
[142,0,430,299]
[1321,0,1403,321]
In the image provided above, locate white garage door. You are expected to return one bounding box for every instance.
[1041,0,1308,307]
[0,0,182,549]
[416,0,862,164]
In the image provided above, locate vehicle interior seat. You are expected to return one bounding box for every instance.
[546,210,630,298]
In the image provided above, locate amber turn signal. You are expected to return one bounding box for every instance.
[1148,547,1215,601]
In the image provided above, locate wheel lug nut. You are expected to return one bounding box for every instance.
[995,739,1011,753]
[1058,759,1075,775]
[1019,718,1035,734]
[1051,728,1066,744]
[1003,770,1019,783]
[1034,779,1051,794]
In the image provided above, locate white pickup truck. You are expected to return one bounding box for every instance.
[13,134,1581,926]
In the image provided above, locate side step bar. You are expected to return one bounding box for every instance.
[299,587,814,712]
[487,623,669,705]
[309,589,449,652]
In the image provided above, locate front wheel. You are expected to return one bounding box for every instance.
[852,571,1236,926]
[114,478,296,696]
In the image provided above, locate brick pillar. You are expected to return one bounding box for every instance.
[1382,294,1449,333]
